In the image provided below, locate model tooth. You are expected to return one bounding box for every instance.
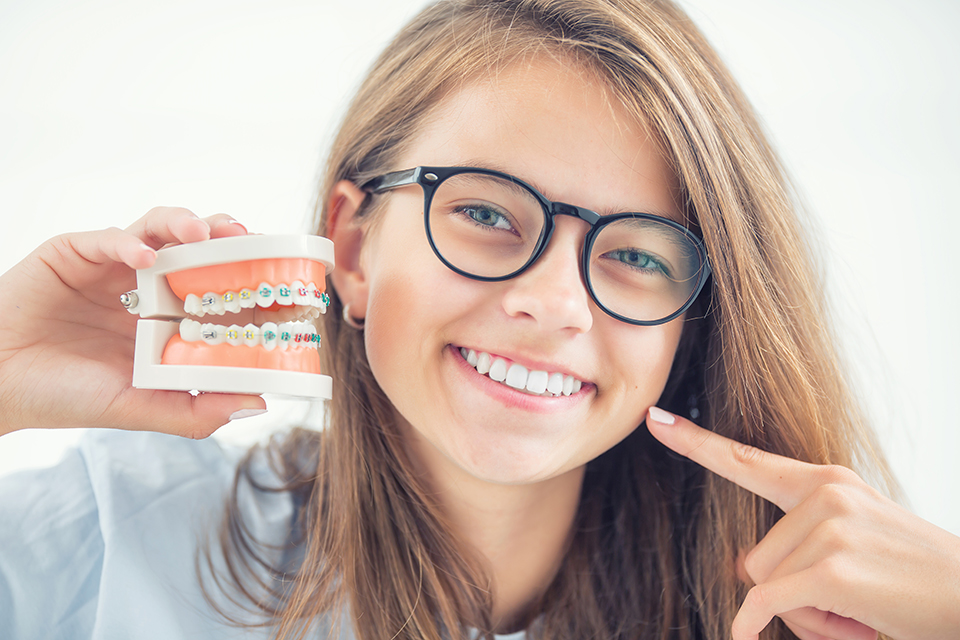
[547,372,565,396]
[261,322,278,351]
[476,351,492,375]
[505,363,528,390]
[179,318,202,342]
[488,358,508,382]
[201,292,225,316]
[239,288,256,309]
[184,293,203,317]
[222,291,241,314]
[225,324,243,346]
[242,323,259,347]
[200,323,225,345]
[303,323,318,349]
[276,283,293,307]
[277,322,295,351]
[256,282,275,308]
[526,370,548,394]
[562,375,575,396]
[307,283,320,307]
[291,281,308,306]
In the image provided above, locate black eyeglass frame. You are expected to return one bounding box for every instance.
[363,165,712,326]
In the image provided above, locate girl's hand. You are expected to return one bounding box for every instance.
[646,406,960,640]
[0,207,266,439]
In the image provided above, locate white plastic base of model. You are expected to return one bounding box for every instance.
[133,319,332,398]
[130,234,335,319]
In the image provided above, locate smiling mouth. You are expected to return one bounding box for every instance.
[458,347,584,397]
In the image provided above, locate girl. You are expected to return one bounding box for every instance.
[0,1,957,639]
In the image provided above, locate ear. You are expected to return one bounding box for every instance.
[327,180,371,319]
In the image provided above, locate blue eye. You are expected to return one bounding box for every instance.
[609,249,671,276]
[458,205,515,231]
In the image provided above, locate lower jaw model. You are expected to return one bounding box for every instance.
[124,235,335,399]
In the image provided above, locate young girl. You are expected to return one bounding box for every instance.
[0,1,957,639]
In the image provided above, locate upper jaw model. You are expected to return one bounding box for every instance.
[123,234,334,399]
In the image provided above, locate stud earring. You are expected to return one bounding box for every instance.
[342,303,365,330]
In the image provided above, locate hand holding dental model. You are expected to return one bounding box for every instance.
[0,207,321,438]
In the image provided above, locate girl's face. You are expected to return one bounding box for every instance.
[346,58,685,487]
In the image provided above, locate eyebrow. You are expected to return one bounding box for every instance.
[453,159,683,223]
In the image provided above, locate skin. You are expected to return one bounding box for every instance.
[646,407,960,640]
[1,56,958,640]
[329,58,685,627]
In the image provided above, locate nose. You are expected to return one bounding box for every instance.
[500,216,594,333]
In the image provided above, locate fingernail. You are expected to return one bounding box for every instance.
[139,242,156,255]
[227,219,248,233]
[648,406,675,425]
[229,408,267,421]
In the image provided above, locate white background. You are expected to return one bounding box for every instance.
[0,0,957,535]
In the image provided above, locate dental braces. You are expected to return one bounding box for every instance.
[124,234,335,399]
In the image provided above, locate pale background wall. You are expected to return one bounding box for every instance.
[0,0,957,535]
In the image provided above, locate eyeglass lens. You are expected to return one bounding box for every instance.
[425,171,706,324]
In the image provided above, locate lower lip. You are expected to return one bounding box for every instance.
[447,345,589,413]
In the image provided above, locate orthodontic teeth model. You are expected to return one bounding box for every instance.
[123,234,334,398]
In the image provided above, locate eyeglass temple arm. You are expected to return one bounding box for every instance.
[364,168,421,193]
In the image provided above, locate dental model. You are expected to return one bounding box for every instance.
[122,234,334,398]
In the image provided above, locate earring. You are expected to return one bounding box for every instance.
[342,303,365,330]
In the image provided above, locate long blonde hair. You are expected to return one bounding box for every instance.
[204,1,896,638]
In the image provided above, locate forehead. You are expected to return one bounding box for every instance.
[398,57,683,222]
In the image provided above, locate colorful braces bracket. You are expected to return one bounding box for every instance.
[123,234,334,398]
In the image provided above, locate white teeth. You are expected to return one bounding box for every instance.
[547,372,564,396]
[239,288,256,309]
[243,323,259,347]
[292,281,309,306]
[461,348,584,397]
[222,291,241,314]
[225,324,243,346]
[526,370,548,394]
[255,282,275,308]
[277,322,294,350]
[200,323,224,345]
[488,358,508,382]
[179,318,201,342]
[184,294,203,316]
[505,363,528,389]
[476,351,492,375]
[261,322,278,351]
[201,292,225,316]
[180,282,325,319]
[177,318,318,351]
[275,283,293,306]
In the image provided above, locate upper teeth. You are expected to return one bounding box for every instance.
[459,347,583,397]
[183,282,330,318]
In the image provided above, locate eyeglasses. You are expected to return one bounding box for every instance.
[363,166,711,326]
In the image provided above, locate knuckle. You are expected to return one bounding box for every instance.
[819,464,859,486]
[812,481,856,516]
[811,518,851,555]
[730,439,766,470]
[742,548,762,582]
[814,555,848,585]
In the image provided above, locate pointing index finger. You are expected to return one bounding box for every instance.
[646,406,821,512]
